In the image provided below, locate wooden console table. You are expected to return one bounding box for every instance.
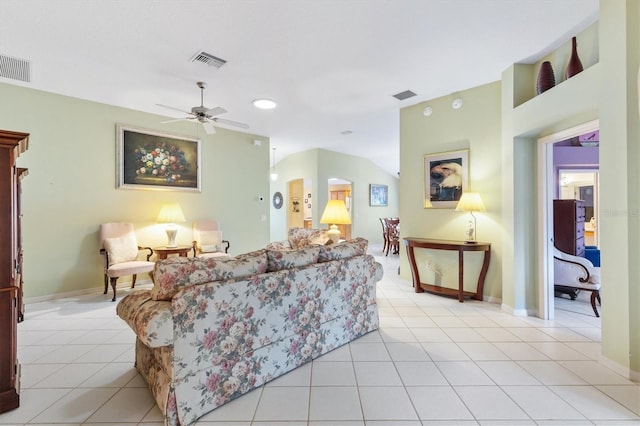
[403,238,491,302]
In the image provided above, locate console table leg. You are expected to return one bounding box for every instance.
[458,250,464,302]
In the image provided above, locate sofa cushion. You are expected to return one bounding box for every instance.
[318,237,368,262]
[267,246,322,272]
[116,290,173,347]
[104,234,138,265]
[151,250,268,301]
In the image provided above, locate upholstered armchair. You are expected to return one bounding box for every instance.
[192,220,231,258]
[554,246,601,317]
[99,223,154,301]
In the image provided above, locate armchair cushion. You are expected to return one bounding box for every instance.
[104,234,139,265]
[198,230,223,253]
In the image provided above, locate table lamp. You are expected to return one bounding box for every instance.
[320,199,351,243]
[157,202,186,247]
[455,192,485,243]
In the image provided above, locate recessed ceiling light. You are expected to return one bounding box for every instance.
[252,99,277,109]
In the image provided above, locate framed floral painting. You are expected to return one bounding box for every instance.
[117,124,201,192]
[424,149,468,208]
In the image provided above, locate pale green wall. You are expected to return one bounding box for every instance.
[400,82,503,302]
[598,0,640,376]
[270,149,399,244]
[399,0,639,377]
[0,83,271,299]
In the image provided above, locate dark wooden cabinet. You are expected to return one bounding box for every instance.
[553,199,585,256]
[0,130,28,414]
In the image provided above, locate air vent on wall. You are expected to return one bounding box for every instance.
[0,54,31,82]
[190,51,227,69]
[392,90,417,100]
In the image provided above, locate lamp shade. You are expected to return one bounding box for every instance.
[455,192,486,212]
[157,203,186,223]
[320,200,352,225]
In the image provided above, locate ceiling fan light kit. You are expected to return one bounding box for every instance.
[157,81,249,134]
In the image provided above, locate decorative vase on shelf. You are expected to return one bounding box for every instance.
[566,36,583,79]
[536,61,555,95]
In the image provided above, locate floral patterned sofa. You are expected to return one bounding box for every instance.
[116,235,382,425]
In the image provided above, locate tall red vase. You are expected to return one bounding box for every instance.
[566,36,583,79]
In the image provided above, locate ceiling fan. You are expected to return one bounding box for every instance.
[157,81,249,134]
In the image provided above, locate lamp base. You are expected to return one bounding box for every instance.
[165,228,178,248]
[327,224,341,244]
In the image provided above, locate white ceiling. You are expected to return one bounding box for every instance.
[0,0,598,176]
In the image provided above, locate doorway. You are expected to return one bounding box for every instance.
[288,178,313,230]
[558,170,599,247]
[538,119,599,320]
[327,178,352,240]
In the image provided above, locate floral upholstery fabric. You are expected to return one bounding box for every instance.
[286,227,329,248]
[318,237,368,262]
[150,250,268,301]
[265,240,292,250]
[118,240,382,426]
[266,246,322,272]
[116,290,173,348]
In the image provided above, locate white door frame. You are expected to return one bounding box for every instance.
[537,119,599,320]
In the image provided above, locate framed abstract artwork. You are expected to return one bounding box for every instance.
[369,184,388,206]
[424,149,468,208]
[117,124,201,192]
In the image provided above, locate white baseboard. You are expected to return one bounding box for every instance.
[24,278,153,305]
[483,295,502,304]
[600,354,640,382]
[501,303,537,317]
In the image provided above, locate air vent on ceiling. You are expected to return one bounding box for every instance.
[0,54,31,82]
[190,51,227,69]
[392,90,417,100]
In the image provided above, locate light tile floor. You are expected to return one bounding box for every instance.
[2,245,639,425]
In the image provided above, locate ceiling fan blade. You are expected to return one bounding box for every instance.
[156,103,193,116]
[202,121,216,134]
[213,117,250,129]
[160,117,194,124]
[205,106,227,117]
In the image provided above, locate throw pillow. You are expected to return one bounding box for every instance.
[307,229,330,246]
[104,234,138,266]
[287,227,311,249]
[318,237,368,262]
[198,230,222,253]
[267,246,321,272]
